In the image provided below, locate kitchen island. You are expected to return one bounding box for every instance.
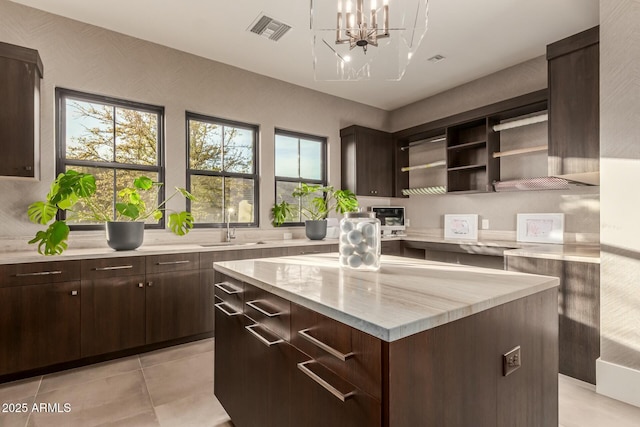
[213,253,559,427]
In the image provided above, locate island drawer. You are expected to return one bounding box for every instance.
[214,275,244,313]
[0,260,81,287]
[290,302,382,400]
[244,282,291,341]
[146,253,199,274]
[81,257,145,280]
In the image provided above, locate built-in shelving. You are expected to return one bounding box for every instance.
[393,89,549,196]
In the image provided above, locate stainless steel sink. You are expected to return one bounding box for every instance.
[200,241,266,247]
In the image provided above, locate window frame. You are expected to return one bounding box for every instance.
[55,87,165,230]
[274,128,328,226]
[185,111,260,228]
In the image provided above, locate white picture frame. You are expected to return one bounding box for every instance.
[444,214,479,241]
[517,213,564,244]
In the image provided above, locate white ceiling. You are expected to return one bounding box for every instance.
[9,0,599,111]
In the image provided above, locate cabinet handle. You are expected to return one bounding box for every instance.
[15,270,62,277]
[93,265,133,271]
[245,324,284,347]
[298,329,354,361]
[70,290,78,296]
[297,360,355,402]
[214,282,242,295]
[215,302,241,317]
[246,300,282,317]
[138,282,144,288]
[147,281,153,287]
[300,251,321,255]
[156,260,190,265]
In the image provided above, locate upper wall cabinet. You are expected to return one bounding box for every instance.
[0,41,43,179]
[340,125,394,197]
[547,26,599,184]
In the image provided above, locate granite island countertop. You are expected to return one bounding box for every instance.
[213,253,559,342]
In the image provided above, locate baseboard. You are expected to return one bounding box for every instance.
[596,358,640,408]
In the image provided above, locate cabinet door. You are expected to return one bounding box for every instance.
[0,51,39,178]
[0,281,80,375]
[341,126,393,197]
[80,275,146,357]
[146,270,202,344]
[547,27,599,176]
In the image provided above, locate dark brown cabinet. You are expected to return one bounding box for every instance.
[214,274,381,427]
[80,257,146,357]
[214,271,557,427]
[145,253,201,344]
[547,26,599,181]
[0,42,43,178]
[341,125,394,197]
[506,256,600,384]
[0,261,81,376]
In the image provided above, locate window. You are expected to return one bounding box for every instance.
[274,129,327,224]
[186,113,258,227]
[56,88,164,228]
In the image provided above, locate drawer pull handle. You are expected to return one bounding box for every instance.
[15,270,62,277]
[246,300,282,317]
[215,302,241,317]
[94,265,133,271]
[70,290,78,296]
[297,360,355,402]
[156,260,191,265]
[298,329,354,361]
[214,282,242,295]
[245,324,284,347]
[138,283,144,288]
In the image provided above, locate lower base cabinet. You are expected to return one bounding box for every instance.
[506,256,600,384]
[146,270,202,344]
[0,281,81,376]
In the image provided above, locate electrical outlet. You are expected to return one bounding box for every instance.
[503,345,521,376]
[406,218,411,227]
[481,219,489,230]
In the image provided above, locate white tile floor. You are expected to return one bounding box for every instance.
[1,338,639,426]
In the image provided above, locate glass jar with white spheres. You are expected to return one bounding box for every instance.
[339,212,381,271]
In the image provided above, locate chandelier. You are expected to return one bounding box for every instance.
[311,0,429,81]
[336,0,389,54]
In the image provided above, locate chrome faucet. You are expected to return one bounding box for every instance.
[226,208,236,242]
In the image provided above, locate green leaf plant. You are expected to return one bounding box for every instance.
[271,183,359,227]
[27,170,196,255]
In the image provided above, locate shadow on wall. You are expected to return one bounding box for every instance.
[600,244,640,370]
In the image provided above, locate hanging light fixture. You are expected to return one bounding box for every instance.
[335,0,390,54]
[311,0,429,81]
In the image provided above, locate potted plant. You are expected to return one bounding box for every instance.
[271,183,358,240]
[27,169,195,255]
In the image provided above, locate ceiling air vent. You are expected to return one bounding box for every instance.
[248,14,292,42]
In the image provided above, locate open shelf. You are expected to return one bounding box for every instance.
[447,164,486,172]
[447,140,486,151]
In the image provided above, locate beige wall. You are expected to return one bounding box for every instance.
[0,0,389,247]
[0,0,601,251]
[598,0,640,406]
[388,55,600,238]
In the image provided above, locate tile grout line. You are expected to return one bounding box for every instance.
[138,355,161,426]
[24,375,43,427]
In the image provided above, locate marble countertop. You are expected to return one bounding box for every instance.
[213,253,559,342]
[0,238,339,265]
[0,234,600,265]
[503,244,600,263]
